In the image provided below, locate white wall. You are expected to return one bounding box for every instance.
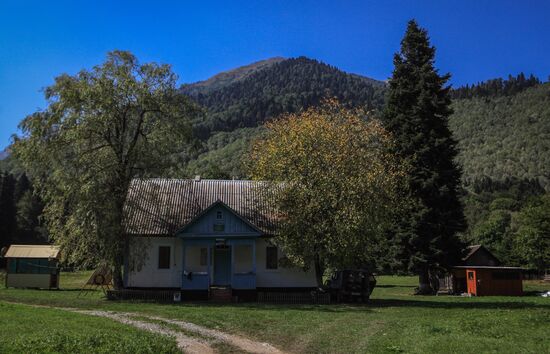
[127,237,317,288]
[255,238,317,288]
[234,244,253,273]
[127,237,182,288]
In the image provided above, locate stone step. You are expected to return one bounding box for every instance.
[210,287,233,302]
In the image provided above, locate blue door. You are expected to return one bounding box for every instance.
[214,248,231,286]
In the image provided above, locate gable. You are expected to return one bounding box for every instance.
[177,202,262,237]
[463,246,501,266]
[124,179,278,236]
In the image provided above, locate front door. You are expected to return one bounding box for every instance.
[466,270,477,296]
[213,247,231,286]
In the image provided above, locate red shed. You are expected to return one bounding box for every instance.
[455,266,523,296]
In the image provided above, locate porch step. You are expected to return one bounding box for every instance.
[210,286,233,302]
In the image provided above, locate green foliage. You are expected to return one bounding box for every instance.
[382,20,466,289]
[513,194,550,273]
[186,127,266,178]
[184,56,386,140]
[450,83,550,188]
[249,102,408,285]
[451,72,541,99]
[13,51,199,284]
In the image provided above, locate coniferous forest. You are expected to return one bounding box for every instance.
[1,57,549,271]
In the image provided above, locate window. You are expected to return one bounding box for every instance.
[216,211,223,220]
[200,248,208,266]
[158,246,171,269]
[266,246,278,270]
[11,258,53,274]
[467,271,474,280]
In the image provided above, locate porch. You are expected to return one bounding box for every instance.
[181,238,257,291]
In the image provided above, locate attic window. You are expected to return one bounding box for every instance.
[216,211,223,220]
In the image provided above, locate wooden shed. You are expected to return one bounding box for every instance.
[4,245,61,289]
[456,266,523,296]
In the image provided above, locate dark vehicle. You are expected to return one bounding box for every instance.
[327,270,376,303]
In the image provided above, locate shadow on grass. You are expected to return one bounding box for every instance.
[376,284,416,288]
[368,298,550,310]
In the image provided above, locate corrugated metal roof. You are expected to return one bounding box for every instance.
[4,245,60,259]
[124,179,279,236]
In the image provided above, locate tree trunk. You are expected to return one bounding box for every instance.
[314,254,325,289]
[416,264,434,295]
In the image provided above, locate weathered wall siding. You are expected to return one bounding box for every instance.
[234,244,253,273]
[128,237,317,288]
[185,246,207,272]
[255,239,317,288]
[183,205,259,235]
[128,237,182,288]
[6,274,52,288]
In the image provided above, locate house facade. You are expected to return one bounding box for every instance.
[123,178,317,298]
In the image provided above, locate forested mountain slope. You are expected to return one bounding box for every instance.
[450,82,550,189]
[181,57,286,96]
[183,56,386,140]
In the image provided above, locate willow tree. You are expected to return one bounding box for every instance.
[14,51,199,288]
[248,101,408,287]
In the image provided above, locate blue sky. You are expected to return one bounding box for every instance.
[1,0,549,149]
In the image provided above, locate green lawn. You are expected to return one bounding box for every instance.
[0,301,178,353]
[0,270,549,353]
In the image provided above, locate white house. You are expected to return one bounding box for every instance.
[123,178,317,300]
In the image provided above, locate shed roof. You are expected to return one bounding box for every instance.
[453,266,523,270]
[124,178,279,236]
[4,245,60,259]
[462,244,501,266]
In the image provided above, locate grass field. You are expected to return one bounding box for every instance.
[0,301,179,354]
[0,270,549,353]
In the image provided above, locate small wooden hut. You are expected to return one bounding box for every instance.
[456,266,523,296]
[440,245,523,296]
[4,245,61,289]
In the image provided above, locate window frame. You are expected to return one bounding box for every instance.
[158,246,171,269]
[266,246,278,270]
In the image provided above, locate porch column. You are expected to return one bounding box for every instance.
[207,245,211,285]
[252,239,256,274]
[231,242,235,286]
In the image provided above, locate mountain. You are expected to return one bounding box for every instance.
[182,62,549,192]
[181,57,286,96]
[181,56,387,177]
[184,56,386,139]
[450,81,550,189]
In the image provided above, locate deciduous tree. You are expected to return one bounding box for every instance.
[14,51,199,287]
[248,100,407,287]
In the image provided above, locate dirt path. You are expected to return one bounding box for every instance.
[5,302,285,354]
[74,310,213,354]
[144,315,284,354]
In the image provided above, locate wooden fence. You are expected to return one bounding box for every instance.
[257,291,331,304]
[106,289,179,302]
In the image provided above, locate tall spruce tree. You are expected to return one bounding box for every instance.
[383,20,466,294]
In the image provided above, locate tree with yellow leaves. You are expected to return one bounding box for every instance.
[248,100,408,287]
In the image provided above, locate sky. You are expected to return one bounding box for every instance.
[1,0,549,149]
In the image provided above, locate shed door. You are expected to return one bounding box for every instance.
[466,270,477,296]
